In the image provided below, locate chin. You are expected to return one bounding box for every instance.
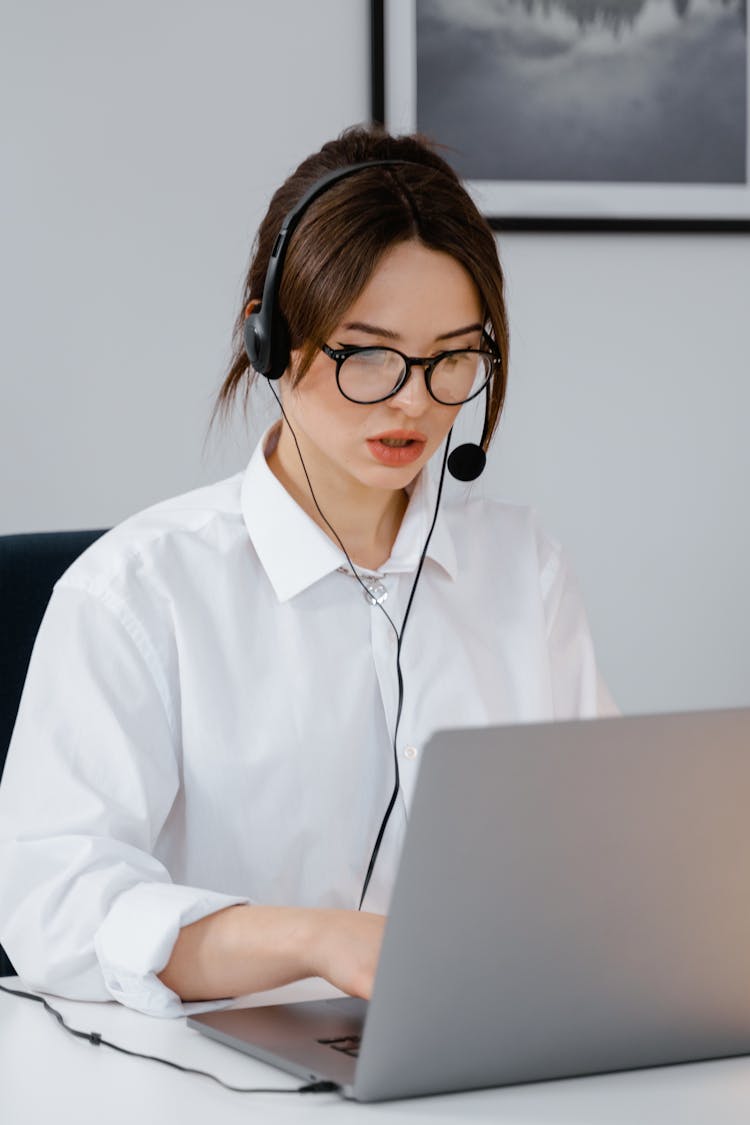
[360,461,425,491]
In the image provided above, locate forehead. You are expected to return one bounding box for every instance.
[336,240,482,341]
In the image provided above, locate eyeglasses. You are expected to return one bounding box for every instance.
[320,337,499,406]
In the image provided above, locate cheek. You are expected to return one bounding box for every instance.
[432,404,462,442]
[292,378,369,447]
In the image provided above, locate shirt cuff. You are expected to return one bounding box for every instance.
[94,882,249,1017]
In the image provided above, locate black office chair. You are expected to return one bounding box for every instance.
[0,529,107,978]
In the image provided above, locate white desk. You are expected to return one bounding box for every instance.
[2,975,750,1125]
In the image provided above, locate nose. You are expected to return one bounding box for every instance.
[387,363,432,416]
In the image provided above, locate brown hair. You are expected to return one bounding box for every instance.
[213,125,509,450]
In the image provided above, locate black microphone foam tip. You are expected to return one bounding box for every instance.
[447,443,486,482]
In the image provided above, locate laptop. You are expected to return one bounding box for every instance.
[188,707,750,1101]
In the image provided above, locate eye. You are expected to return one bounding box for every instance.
[442,351,474,369]
[359,350,390,368]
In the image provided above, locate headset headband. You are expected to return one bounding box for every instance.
[243,160,425,380]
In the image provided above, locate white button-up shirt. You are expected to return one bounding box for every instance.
[0,427,615,1016]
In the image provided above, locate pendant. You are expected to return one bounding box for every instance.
[360,575,389,606]
[337,566,389,606]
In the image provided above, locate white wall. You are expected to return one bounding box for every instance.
[2,0,748,716]
[491,235,750,715]
[1,0,369,520]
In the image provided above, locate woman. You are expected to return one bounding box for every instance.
[0,126,615,1016]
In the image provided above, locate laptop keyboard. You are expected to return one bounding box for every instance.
[317,1034,361,1058]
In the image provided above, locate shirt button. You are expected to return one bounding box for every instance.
[403,745,418,760]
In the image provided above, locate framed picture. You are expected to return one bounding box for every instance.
[371,0,750,231]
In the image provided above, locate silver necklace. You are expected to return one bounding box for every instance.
[336,565,389,606]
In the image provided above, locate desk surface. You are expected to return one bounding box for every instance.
[2,976,750,1125]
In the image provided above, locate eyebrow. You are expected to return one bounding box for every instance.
[340,321,483,343]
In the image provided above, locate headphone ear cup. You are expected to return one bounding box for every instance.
[244,307,290,381]
[267,310,290,381]
[243,311,270,375]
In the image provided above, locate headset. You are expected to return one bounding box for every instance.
[243,159,496,905]
[243,159,494,482]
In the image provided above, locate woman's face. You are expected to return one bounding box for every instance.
[278,239,484,494]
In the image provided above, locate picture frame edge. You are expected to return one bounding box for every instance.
[371,0,750,234]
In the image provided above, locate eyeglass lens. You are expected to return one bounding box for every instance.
[337,348,491,405]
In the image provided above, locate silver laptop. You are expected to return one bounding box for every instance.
[189,708,750,1101]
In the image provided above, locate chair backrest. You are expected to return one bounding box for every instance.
[0,529,107,977]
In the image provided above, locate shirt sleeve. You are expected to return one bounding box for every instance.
[0,583,248,1016]
[535,524,619,720]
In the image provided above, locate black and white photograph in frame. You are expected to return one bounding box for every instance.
[372,0,750,230]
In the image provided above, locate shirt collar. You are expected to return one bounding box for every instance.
[240,424,458,603]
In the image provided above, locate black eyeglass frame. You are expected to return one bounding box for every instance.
[320,332,500,406]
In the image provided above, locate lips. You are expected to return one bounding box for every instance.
[366,430,428,466]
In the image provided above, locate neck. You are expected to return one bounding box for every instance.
[266,422,409,571]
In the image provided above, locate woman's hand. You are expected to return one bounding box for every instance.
[307,909,386,1000]
[158,903,386,1002]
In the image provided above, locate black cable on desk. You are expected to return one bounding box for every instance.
[0,983,339,1095]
